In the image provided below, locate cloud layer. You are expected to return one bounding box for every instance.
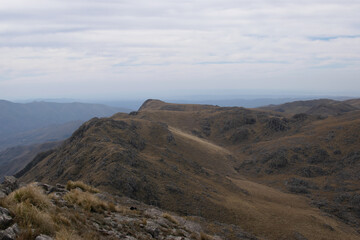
[1,0,359,99]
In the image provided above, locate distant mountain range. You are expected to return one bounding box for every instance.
[0,100,130,150]
[16,98,360,239]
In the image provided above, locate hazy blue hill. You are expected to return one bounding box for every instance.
[0,141,60,181]
[0,100,132,152]
[0,100,129,136]
[0,120,83,150]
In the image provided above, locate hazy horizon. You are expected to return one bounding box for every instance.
[1,1,359,100]
[2,91,357,111]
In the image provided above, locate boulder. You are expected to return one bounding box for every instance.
[145,220,160,238]
[34,183,54,194]
[0,207,12,229]
[35,234,54,240]
[0,223,19,240]
[2,177,18,195]
[0,190,6,199]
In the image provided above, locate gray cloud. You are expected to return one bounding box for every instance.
[0,0,359,99]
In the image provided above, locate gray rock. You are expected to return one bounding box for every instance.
[35,234,54,240]
[2,177,18,195]
[95,193,110,201]
[0,207,12,229]
[0,190,6,199]
[293,231,308,240]
[183,220,202,233]
[144,208,163,218]
[155,217,170,228]
[55,183,66,189]
[145,220,160,238]
[164,236,185,240]
[124,236,137,240]
[34,183,54,194]
[0,223,19,240]
[52,184,68,194]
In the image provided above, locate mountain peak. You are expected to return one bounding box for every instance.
[138,99,165,111]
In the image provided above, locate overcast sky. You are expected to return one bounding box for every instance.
[0,0,359,100]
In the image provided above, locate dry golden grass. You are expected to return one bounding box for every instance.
[162,212,179,225]
[7,185,52,210]
[2,183,124,239]
[199,232,213,240]
[1,184,103,239]
[169,126,230,155]
[218,178,360,240]
[3,185,57,236]
[55,229,82,240]
[64,189,109,213]
[14,202,56,235]
[66,181,99,193]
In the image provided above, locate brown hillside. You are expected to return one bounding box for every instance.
[17,99,360,239]
[260,99,358,116]
[345,98,360,108]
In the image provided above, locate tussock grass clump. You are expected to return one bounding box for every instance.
[55,229,82,240]
[199,232,213,240]
[66,181,99,193]
[162,213,179,224]
[3,183,120,239]
[14,202,56,235]
[3,185,57,236]
[64,189,109,213]
[8,185,52,210]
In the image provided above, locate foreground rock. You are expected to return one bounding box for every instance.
[1,176,18,195]
[0,178,255,240]
[0,223,19,240]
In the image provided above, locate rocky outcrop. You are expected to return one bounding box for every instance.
[1,177,256,240]
[1,176,18,195]
[0,205,19,240]
[0,223,19,240]
[35,235,53,240]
